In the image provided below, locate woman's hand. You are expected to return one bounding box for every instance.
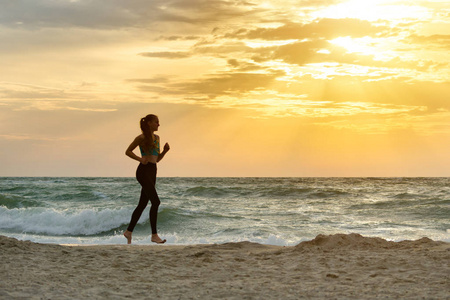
[163,143,170,152]
[140,156,149,165]
[156,143,170,163]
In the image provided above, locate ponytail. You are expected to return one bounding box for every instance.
[140,114,157,153]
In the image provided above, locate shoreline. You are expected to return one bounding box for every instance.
[2,233,449,299]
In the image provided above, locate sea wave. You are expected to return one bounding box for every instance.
[172,185,352,200]
[0,206,132,236]
[1,177,449,245]
[0,194,43,209]
[183,186,234,198]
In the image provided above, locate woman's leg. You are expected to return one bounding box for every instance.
[124,188,149,244]
[126,188,150,232]
[124,164,151,244]
[137,165,160,234]
[125,163,165,243]
[139,180,160,234]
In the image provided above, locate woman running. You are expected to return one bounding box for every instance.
[123,114,170,244]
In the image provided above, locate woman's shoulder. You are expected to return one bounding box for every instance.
[135,134,145,142]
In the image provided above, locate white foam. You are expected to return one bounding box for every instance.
[124,232,302,246]
[0,206,134,235]
[4,233,127,245]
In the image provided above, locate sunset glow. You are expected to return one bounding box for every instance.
[0,0,449,176]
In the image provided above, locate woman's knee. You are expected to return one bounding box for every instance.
[151,198,161,207]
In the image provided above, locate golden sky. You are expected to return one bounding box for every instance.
[0,0,449,176]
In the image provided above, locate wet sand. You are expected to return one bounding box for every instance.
[1,233,449,299]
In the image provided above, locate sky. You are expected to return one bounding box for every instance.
[0,0,449,177]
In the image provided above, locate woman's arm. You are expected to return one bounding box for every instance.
[157,142,170,162]
[125,135,146,163]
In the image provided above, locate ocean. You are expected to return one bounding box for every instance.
[0,177,448,245]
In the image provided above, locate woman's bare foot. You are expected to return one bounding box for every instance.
[151,234,166,244]
[124,230,132,244]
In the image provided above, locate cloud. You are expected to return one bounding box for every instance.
[156,35,200,41]
[0,0,261,29]
[288,75,450,111]
[2,1,449,117]
[294,0,344,6]
[194,40,253,55]
[226,59,262,71]
[0,99,121,144]
[0,0,151,29]
[311,108,450,135]
[228,18,390,40]
[127,76,170,84]
[405,34,450,50]
[129,65,450,121]
[0,82,71,101]
[244,39,441,72]
[139,51,192,59]
[198,91,429,120]
[268,39,330,65]
[134,70,285,99]
[0,82,120,111]
[187,18,437,71]
[1,100,118,112]
[0,134,71,141]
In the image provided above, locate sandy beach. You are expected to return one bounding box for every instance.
[1,233,449,299]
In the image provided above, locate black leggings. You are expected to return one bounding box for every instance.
[127,163,160,234]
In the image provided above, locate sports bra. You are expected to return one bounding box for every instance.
[139,136,160,156]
